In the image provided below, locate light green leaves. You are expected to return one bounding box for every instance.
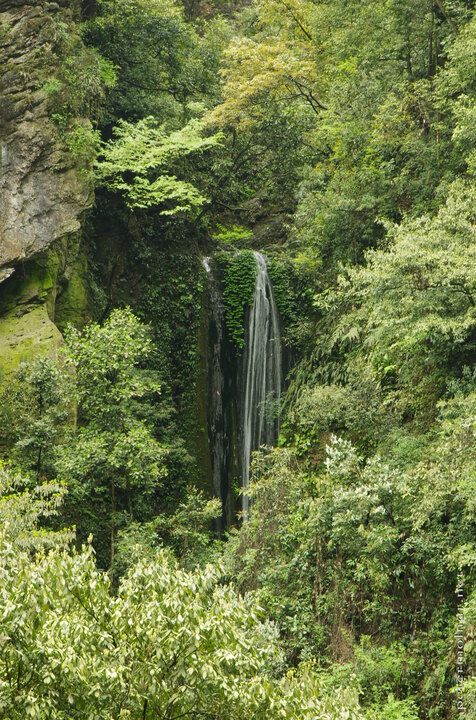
[0,465,73,551]
[0,467,366,720]
[96,117,223,212]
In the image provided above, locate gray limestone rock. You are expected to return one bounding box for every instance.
[0,0,92,281]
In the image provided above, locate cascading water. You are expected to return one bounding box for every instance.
[240,252,282,518]
[203,251,282,524]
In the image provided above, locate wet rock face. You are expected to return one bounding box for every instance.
[0,0,92,281]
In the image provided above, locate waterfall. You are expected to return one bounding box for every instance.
[241,252,282,518]
[204,251,282,525]
[203,257,228,529]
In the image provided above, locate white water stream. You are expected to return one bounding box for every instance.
[241,252,282,518]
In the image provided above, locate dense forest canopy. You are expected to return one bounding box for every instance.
[0,0,475,718]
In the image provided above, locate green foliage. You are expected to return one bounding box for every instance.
[227,418,475,715]
[129,245,208,492]
[84,0,201,122]
[0,359,71,479]
[221,251,258,348]
[276,172,476,716]
[43,17,117,120]
[366,696,420,720]
[453,586,476,719]
[150,486,222,567]
[55,308,168,566]
[322,639,421,710]
[49,112,101,170]
[96,117,223,212]
[225,448,320,663]
[0,538,267,719]
[0,507,365,720]
[207,0,470,272]
[41,15,116,168]
[113,485,222,578]
[212,224,253,245]
[64,121,102,169]
[0,464,73,551]
[284,360,389,456]
[267,259,298,326]
[5,0,476,717]
[312,180,476,425]
[0,19,12,40]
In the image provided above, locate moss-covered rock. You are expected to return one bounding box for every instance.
[0,231,98,379]
[54,239,93,331]
[0,1,96,378]
[0,249,62,379]
[0,303,62,381]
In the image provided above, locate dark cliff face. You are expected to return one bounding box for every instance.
[0,0,92,283]
[0,1,94,374]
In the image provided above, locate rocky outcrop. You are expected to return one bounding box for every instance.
[0,0,92,281]
[0,1,94,375]
[0,232,96,379]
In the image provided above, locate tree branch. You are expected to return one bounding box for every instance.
[276,0,313,42]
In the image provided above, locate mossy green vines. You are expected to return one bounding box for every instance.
[221,251,258,349]
[267,259,297,326]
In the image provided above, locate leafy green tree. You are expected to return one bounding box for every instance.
[96,117,223,212]
[0,359,71,480]
[227,415,476,715]
[56,308,167,565]
[208,0,469,271]
[313,180,476,425]
[0,520,363,719]
[83,0,227,124]
[83,0,194,123]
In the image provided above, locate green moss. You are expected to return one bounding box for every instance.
[0,251,60,318]
[219,251,258,349]
[212,224,253,245]
[0,249,63,381]
[267,258,298,325]
[54,247,93,331]
[0,232,98,383]
[0,304,63,381]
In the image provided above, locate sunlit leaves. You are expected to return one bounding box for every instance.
[208,36,317,130]
[0,465,73,551]
[0,527,362,720]
[96,117,223,212]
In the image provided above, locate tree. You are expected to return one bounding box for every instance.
[226,432,472,717]
[56,308,168,565]
[95,117,223,212]
[314,180,476,424]
[0,514,363,719]
[0,359,71,480]
[208,0,466,270]
[83,0,201,123]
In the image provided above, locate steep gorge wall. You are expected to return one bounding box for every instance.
[0,0,93,375]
